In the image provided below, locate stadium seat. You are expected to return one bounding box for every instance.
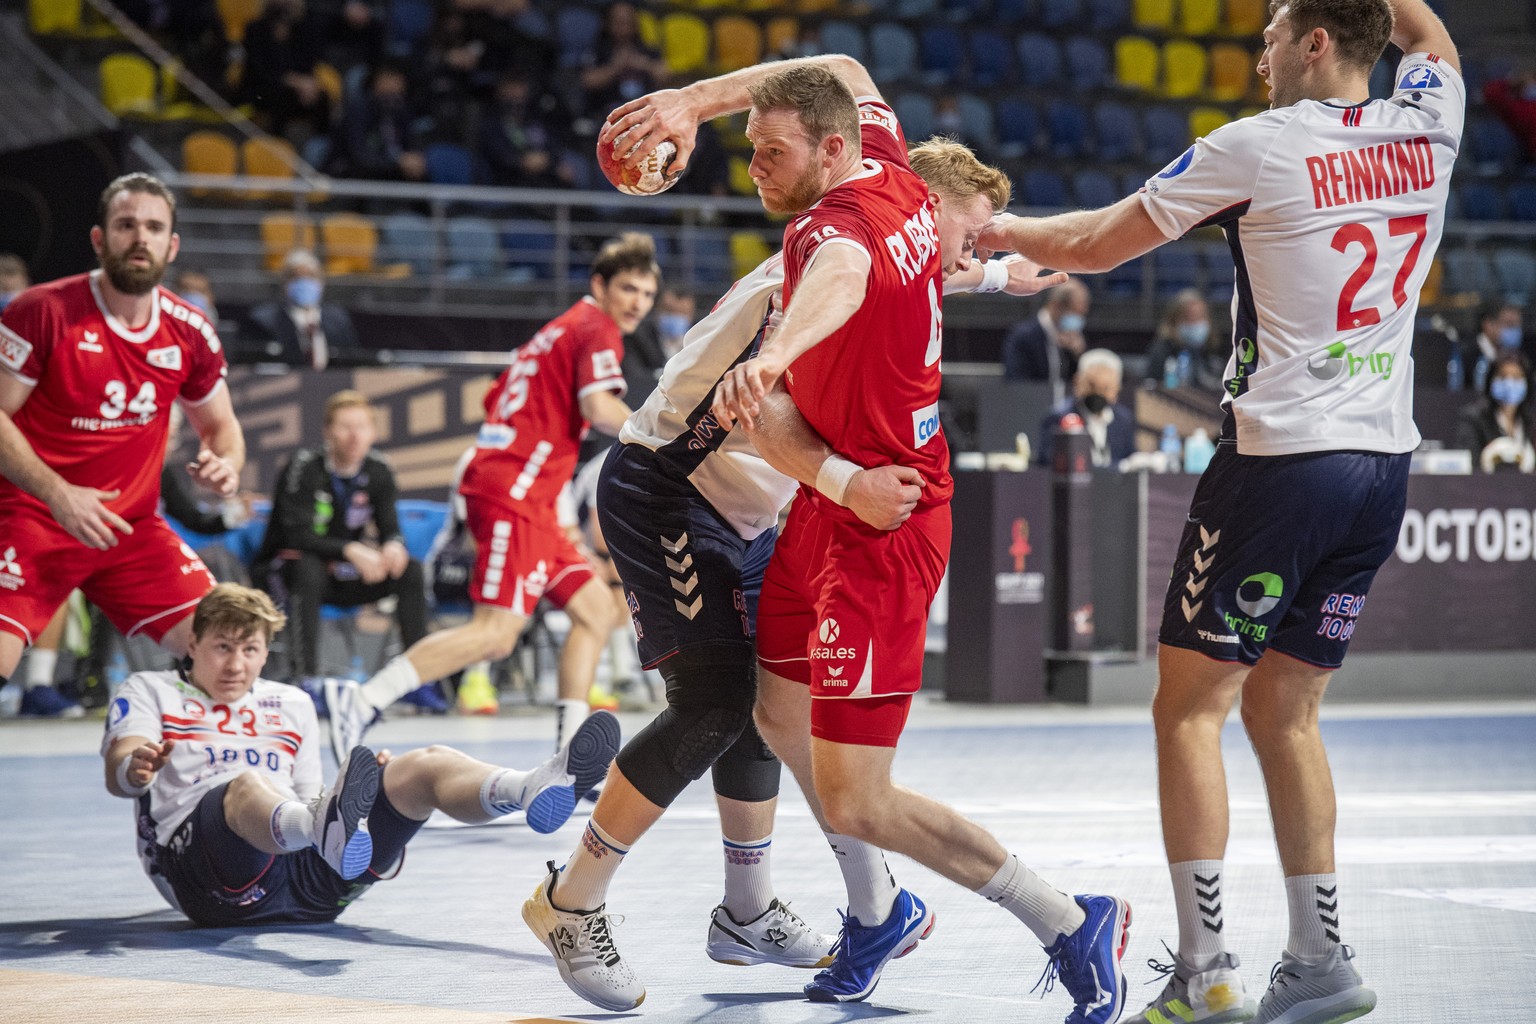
[1039,0,1082,29]
[396,500,450,562]
[994,98,1040,157]
[1440,249,1497,300]
[1156,246,1203,297]
[969,29,1016,88]
[1222,0,1266,35]
[1458,182,1506,221]
[1202,240,1236,302]
[955,93,995,149]
[1093,100,1141,161]
[919,24,965,85]
[216,0,262,43]
[1189,106,1230,140]
[687,229,733,291]
[730,231,774,280]
[635,9,659,49]
[1017,33,1063,89]
[1086,0,1131,32]
[445,217,504,280]
[1114,36,1159,92]
[30,0,81,35]
[502,222,558,279]
[1464,118,1522,176]
[1133,0,1175,30]
[100,53,157,116]
[381,212,437,275]
[714,16,762,72]
[1176,0,1220,36]
[944,0,990,22]
[1022,168,1070,208]
[1493,248,1536,305]
[259,214,317,273]
[1369,56,1395,100]
[1163,39,1207,98]
[556,7,602,68]
[1046,100,1091,158]
[1104,258,1145,297]
[321,213,379,276]
[1208,42,1253,102]
[241,137,298,199]
[386,0,433,58]
[425,142,476,185]
[764,17,800,57]
[1144,104,1191,157]
[868,22,918,82]
[893,92,936,143]
[818,20,867,63]
[1065,36,1111,91]
[1122,169,1150,196]
[1073,169,1120,209]
[1417,256,1442,307]
[1509,183,1536,223]
[892,0,939,16]
[182,130,237,179]
[993,0,1033,27]
[660,13,711,74]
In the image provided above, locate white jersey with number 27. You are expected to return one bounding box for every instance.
[1140,52,1465,456]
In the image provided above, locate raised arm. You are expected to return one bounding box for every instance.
[978,193,1171,275]
[1389,0,1458,72]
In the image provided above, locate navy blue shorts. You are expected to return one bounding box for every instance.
[158,779,424,926]
[596,443,776,669]
[1159,445,1410,669]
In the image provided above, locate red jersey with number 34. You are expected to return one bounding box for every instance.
[459,297,626,515]
[0,271,228,521]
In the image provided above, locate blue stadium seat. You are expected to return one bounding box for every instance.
[955,93,995,150]
[893,0,939,15]
[688,228,733,291]
[502,222,557,279]
[1144,105,1190,160]
[1022,168,1070,208]
[396,500,450,562]
[556,7,602,68]
[1458,182,1507,221]
[1087,0,1131,31]
[968,28,1016,88]
[1073,169,1120,209]
[445,217,503,279]
[943,0,991,21]
[1121,169,1149,196]
[425,142,476,186]
[818,20,867,64]
[1104,259,1144,297]
[919,24,965,85]
[894,92,936,143]
[1065,36,1111,91]
[1016,33,1062,89]
[1202,241,1236,303]
[1440,249,1497,298]
[1368,57,1394,100]
[1038,0,1083,29]
[386,0,433,58]
[381,212,436,275]
[869,22,918,82]
[1093,99,1141,162]
[993,0,1035,26]
[1046,100,1091,158]
[1509,183,1536,223]
[1493,247,1536,306]
[994,97,1039,157]
[1464,117,1521,175]
[1156,247,1203,297]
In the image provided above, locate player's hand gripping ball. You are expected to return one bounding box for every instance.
[597,134,682,196]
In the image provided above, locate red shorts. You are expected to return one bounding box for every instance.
[756,496,950,746]
[466,499,594,617]
[0,503,215,646]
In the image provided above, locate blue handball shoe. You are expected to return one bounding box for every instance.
[804,887,935,1003]
[1039,894,1132,1024]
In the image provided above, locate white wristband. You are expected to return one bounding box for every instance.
[815,455,862,506]
[974,259,1009,294]
[115,756,150,797]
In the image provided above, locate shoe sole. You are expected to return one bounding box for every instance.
[1261,987,1376,1024]
[333,747,380,879]
[707,947,833,969]
[565,711,621,799]
[521,882,646,1012]
[1102,897,1133,1023]
[804,905,936,1003]
[523,784,578,835]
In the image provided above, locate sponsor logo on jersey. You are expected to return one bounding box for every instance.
[1305,136,1436,210]
[79,330,104,353]
[818,618,840,644]
[1224,571,1284,642]
[109,697,130,728]
[1399,64,1443,90]
[0,546,22,591]
[1197,629,1240,644]
[1310,342,1397,382]
[0,325,32,371]
[859,102,899,136]
[476,423,515,450]
[183,700,206,718]
[147,346,182,370]
[912,401,941,448]
[1158,145,1197,180]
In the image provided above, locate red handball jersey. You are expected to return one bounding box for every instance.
[0,271,228,522]
[459,297,626,516]
[780,98,951,513]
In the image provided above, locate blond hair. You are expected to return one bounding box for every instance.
[748,64,861,155]
[324,389,373,427]
[908,138,1012,214]
[591,231,660,283]
[192,583,287,642]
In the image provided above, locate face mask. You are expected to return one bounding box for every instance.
[1057,312,1086,334]
[1081,392,1109,414]
[1499,326,1524,350]
[1177,322,1209,349]
[287,277,323,308]
[1491,377,1528,407]
[0,291,16,313]
[183,291,213,315]
[659,313,690,338]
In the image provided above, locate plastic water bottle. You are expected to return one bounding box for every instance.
[0,682,21,717]
[1473,356,1489,395]
[1160,424,1183,470]
[1446,342,1464,392]
[1177,350,1193,387]
[1163,356,1180,389]
[1183,427,1216,474]
[347,653,367,683]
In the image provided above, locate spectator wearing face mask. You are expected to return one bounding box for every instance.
[1469,300,1526,392]
[1144,288,1226,392]
[1002,280,1091,403]
[1484,69,1536,162]
[246,250,359,369]
[0,253,30,313]
[1036,348,1136,468]
[1457,352,1535,473]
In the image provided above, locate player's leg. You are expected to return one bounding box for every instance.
[276,552,330,681]
[0,506,97,715]
[554,574,615,747]
[218,753,381,880]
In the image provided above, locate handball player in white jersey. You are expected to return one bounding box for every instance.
[979,2,1461,1021]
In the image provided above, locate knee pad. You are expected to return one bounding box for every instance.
[711,718,782,803]
[614,645,757,808]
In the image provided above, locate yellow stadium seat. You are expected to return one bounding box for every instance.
[1420,256,1443,307]
[182,131,238,192]
[30,0,81,35]
[636,10,660,50]
[216,0,263,43]
[1177,0,1220,36]
[99,53,158,116]
[1114,37,1160,92]
[1162,39,1207,98]
[241,137,298,199]
[1189,106,1230,139]
[661,13,711,74]
[321,214,379,276]
[714,15,763,72]
[730,232,774,281]
[260,214,317,273]
[1133,0,1175,31]
[1208,42,1252,101]
[313,62,344,109]
[764,16,800,57]
[728,155,757,197]
[1223,0,1267,36]
[796,0,840,12]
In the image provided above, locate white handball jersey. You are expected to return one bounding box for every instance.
[102,671,322,901]
[620,255,798,539]
[1140,51,1464,456]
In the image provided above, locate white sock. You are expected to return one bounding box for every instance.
[553,820,630,911]
[977,853,1085,945]
[360,655,422,711]
[1285,873,1340,962]
[556,699,588,749]
[1171,860,1228,969]
[825,831,899,926]
[608,623,637,682]
[479,767,535,817]
[270,800,315,851]
[25,648,57,689]
[721,834,775,920]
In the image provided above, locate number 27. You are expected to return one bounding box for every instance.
[1331,214,1428,333]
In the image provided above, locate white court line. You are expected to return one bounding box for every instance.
[1382,887,1536,915]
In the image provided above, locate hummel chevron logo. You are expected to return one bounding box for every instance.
[1194,874,1220,886]
[661,532,689,554]
[1193,551,1214,574]
[1185,572,1208,598]
[664,553,693,573]
[674,596,703,619]
[1315,885,1337,899]
[670,573,699,596]
[1199,901,1222,915]
[1203,920,1225,933]
[1199,526,1221,548]
[1182,597,1203,621]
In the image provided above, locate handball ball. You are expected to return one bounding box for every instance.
[598,138,681,196]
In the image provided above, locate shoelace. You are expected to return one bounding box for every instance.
[1266,959,1301,996]
[1031,957,1061,999]
[579,911,625,968]
[1143,940,1182,986]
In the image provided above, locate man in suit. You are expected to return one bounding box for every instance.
[247,250,359,369]
[1036,348,1135,469]
[1002,279,1091,402]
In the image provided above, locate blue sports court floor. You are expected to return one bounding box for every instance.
[2,698,1533,1023]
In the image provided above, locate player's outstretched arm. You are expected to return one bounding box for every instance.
[1388,0,1459,71]
[979,193,1170,275]
[579,390,634,438]
[600,54,880,176]
[181,386,246,497]
[105,736,175,797]
[944,254,1071,297]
